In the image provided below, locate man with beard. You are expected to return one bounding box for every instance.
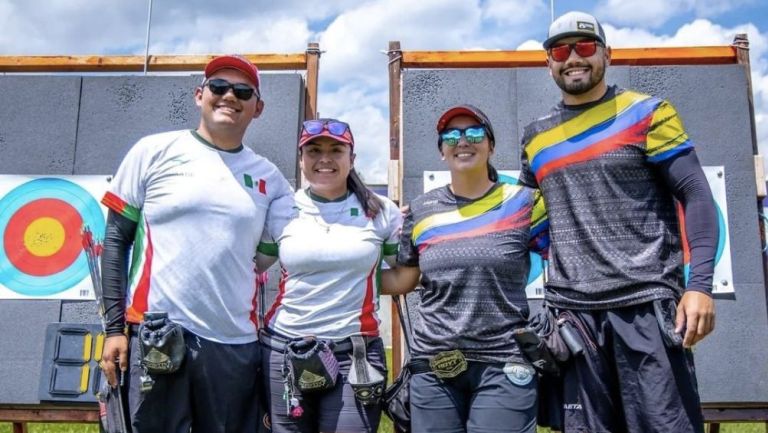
[519,11,717,433]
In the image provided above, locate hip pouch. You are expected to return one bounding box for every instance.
[285,337,339,393]
[138,311,186,375]
[529,307,571,364]
[347,335,385,405]
[512,327,561,376]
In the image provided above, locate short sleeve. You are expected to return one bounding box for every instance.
[258,176,297,257]
[645,100,694,164]
[101,138,152,222]
[396,205,419,267]
[380,198,403,267]
[518,128,540,188]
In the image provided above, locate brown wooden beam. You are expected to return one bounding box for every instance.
[388,41,403,162]
[0,407,99,423]
[304,42,321,121]
[401,46,738,68]
[702,406,768,422]
[388,40,404,378]
[0,53,308,73]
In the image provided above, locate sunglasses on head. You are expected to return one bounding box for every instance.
[439,125,487,147]
[548,40,601,62]
[302,119,352,137]
[204,78,259,101]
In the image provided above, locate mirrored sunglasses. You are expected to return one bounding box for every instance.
[205,78,259,101]
[302,119,351,137]
[439,125,487,147]
[548,40,601,62]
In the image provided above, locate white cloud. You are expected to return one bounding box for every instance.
[482,0,547,26]
[0,0,338,56]
[149,17,312,55]
[689,0,759,17]
[605,19,739,48]
[317,0,487,88]
[0,0,145,54]
[313,0,490,183]
[595,0,759,28]
[595,0,689,28]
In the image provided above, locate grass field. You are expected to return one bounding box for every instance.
[2,349,765,432]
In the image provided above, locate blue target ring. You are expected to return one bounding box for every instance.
[0,178,105,296]
[498,174,544,285]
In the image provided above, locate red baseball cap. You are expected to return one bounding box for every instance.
[204,54,260,88]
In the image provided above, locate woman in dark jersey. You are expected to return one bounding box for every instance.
[382,104,548,433]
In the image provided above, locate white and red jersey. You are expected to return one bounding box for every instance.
[102,129,294,344]
[263,189,402,340]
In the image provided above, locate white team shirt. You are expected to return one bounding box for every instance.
[103,130,294,344]
[263,189,402,340]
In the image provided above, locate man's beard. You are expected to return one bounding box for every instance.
[554,63,605,96]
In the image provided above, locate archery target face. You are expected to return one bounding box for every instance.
[0,177,108,299]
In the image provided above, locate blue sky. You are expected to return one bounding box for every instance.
[1,0,766,183]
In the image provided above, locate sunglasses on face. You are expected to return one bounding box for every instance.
[301,119,353,138]
[204,78,259,101]
[439,125,487,146]
[548,40,601,62]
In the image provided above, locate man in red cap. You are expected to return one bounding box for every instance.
[99,55,294,433]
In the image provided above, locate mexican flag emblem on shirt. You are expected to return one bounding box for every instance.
[243,174,266,194]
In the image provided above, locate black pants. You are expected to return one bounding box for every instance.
[558,301,704,433]
[127,331,262,433]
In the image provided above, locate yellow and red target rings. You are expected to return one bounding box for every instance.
[0,178,105,296]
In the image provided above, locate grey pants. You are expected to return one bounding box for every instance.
[410,360,538,433]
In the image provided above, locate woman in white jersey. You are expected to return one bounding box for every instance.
[256,119,402,433]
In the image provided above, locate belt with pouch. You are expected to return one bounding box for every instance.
[258,329,377,354]
[267,330,385,410]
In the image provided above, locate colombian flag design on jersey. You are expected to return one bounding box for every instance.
[525,91,693,183]
[411,184,548,256]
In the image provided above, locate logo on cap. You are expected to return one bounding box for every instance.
[577,21,595,32]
